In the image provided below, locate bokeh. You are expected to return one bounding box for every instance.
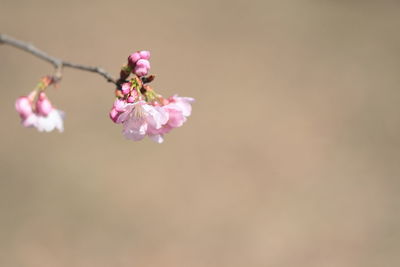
[1,0,399,266]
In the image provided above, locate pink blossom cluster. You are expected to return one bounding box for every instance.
[13,50,192,141]
[110,51,194,143]
[15,91,64,132]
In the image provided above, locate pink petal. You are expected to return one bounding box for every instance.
[128,52,141,66]
[15,97,33,118]
[136,59,150,69]
[139,51,151,60]
[22,114,38,127]
[36,97,53,116]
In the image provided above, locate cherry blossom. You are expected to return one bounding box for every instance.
[109,51,194,143]
[15,89,64,133]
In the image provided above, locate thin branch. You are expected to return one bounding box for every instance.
[0,33,117,85]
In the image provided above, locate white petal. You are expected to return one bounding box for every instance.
[149,134,164,144]
[53,110,65,132]
[37,116,55,132]
[22,114,38,127]
[176,101,192,117]
[123,127,146,141]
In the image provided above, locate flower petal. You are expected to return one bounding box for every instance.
[149,134,164,143]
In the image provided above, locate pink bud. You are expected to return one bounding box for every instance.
[38,92,46,100]
[127,96,136,103]
[139,51,151,60]
[121,82,131,95]
[109,108,119,123]
[136,59,150,69]
[134,66,148,77]
[128,52,141,67]
[15,97,33,118]
[127,89,138,103]
[36,93,53,116]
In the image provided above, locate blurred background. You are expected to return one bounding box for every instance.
[1,0,400,266]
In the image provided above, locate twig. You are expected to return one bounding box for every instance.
[0,33,117,85]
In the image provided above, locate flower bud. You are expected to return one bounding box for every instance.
[127,89,138,103]
[128,52,141,67]
[134,66,148,77]
[36,92,53,116]
[15,97,33,118]
[121,82,131,95]
[136,59,150,69]
[139,51,151,60]
[127,96,136,103]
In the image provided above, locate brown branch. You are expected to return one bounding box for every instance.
[0,33,117,85]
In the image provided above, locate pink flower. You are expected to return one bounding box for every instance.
[113,99,127,112]
[34,109,65,132]
[21,109,64,132]
[15,92,64,132]
[109,99,130,123]
[169,95,195,117]
[111,51,194,143]
[121,101,168,142]
[146,96,195,143]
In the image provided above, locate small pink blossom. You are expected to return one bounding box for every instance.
[121,101,168,142]
[113,99,127,112]
[15,92,64,132]
[146,96,195,143]
[169,95,195,117]
[111,50,194,143]
[109,99,130,124]
[35,109,64,132]
[21,109,64,132]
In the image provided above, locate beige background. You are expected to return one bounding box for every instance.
[1,0,400,266]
